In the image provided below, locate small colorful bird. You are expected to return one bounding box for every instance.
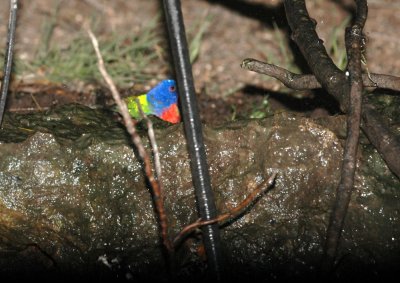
[124,79,180,123]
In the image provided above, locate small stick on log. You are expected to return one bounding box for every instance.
[136,99,163,182]
[86,25,173,252]
[172,172,277,248]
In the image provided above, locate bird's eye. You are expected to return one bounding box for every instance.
[169,86,176,92]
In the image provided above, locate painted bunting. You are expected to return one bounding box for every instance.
[124,79,180,123]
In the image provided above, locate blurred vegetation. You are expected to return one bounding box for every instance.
[0,5,211,88]
[326,15,351,70]
[188,13,213,63]
[26,16,162,87]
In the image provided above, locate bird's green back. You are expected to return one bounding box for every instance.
[125,94,151,118]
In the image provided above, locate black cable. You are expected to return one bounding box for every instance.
[0,0,18,127]
[162,0,222,279]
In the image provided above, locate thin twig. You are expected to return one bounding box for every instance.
[281,0,400,273]
[30,93,43,110]
[323,3,366,271]
[85,25,172,252]
[172,172,277,248]
[241,58,400,92]
[8,107,50,112]
[135,99,163,182]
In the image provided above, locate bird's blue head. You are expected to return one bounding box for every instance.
[147,79,178,111]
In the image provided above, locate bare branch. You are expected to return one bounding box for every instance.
[323,8,366,271]
[86,25,172,252]
[284,0,349,110]
[172,172,277,248]
[135,99,163,183]
[282,0,400,179]
[241,58,400,92]
[281,0,400,274]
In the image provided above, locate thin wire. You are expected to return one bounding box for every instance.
[163,0,222,279]
[0,0,18,127]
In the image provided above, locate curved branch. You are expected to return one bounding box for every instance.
[354,0,368,29]
[172,172,277,248]
[242,57,400,180]
[282,0,400,179]
[241,58,400,91]
[284,0,349,110]
[323,17,366,272]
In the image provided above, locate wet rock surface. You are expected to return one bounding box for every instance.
[0,104,399,281]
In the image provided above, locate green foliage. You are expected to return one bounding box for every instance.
[1,14,163,88]
[5,10,211,88]
[188,13,213,63]
[249,97,271,119]
[272,21,298,72]
[30,17,161,87]
[326,15,351,70]
[255,21,301,88]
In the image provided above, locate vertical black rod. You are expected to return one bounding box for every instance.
[0,0,18,127]
[163,0,222,279]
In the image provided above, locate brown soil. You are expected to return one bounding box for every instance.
[0,0,399,125]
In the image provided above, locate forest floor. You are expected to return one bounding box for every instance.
[0,0,399,125]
